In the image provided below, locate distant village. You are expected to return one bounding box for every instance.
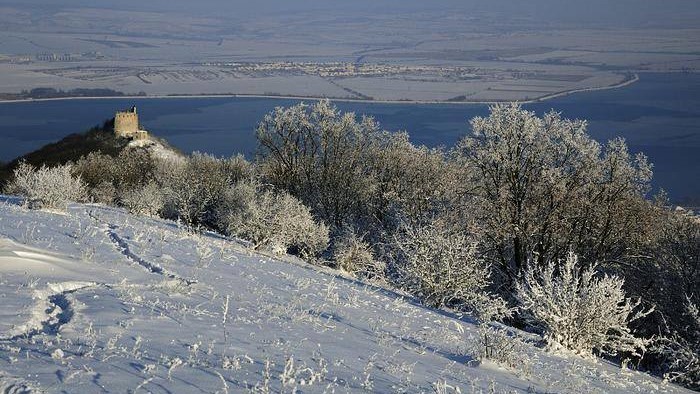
[0,51,105,64]
[202,61,484,79]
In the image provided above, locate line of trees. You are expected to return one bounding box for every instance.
[5,101,699,388]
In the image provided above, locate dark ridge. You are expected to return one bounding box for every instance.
[0,87,133,101]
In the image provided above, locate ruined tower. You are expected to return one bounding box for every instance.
[114,106,139,137]
[114,106,148,139]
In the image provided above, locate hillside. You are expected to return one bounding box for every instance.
[0,198,693,393]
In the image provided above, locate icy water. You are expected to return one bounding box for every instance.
[1,73,698,202]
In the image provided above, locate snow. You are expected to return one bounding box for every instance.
[0,197,693,393]
[127,138,183,162]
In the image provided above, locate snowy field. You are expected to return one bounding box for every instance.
[0,198,693,393]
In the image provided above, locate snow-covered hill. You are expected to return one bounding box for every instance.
[0,198,693,393]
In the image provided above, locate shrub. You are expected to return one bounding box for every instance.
[90,181,117,205]
[650,298,700,390]
[390,220,503,319]
[119,181,164,217]
[333,230,385,280]
[6,162,86,210]
[73,149,158,191]
[73,149,163,205]
[471,325,530,374]
[515,252,653,358]
[218,180,329,258]
[112,148,158,190]
[160,153,251,228]
[72,151,118,189]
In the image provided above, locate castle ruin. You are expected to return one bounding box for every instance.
[114,106,148,140]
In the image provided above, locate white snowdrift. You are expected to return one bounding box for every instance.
[0,239,103,278]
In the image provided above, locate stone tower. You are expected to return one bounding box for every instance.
[114,106,139,138]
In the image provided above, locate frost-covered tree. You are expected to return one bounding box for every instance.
[72,149,159,204]
[632,208,700,334]
[72,151,118,190]
[217,180,329,258]
[90,181,118,205]
[256,100,378,229]
[655,210,700,306]
[364,133,461,234]
[515,252,652,357]
[112,148,158,190]
[7,161,87,210]
[257,100,460,249]
[456,103,654,286]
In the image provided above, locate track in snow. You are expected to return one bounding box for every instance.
[106,224,196,286]
[1,282,95,341]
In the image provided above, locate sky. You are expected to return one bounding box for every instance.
[3,0,700,28]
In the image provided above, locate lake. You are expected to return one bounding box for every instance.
[0,72,698,203]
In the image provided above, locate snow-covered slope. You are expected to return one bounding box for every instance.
[0,198,693,393]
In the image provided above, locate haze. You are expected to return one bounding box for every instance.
[4,0,700,28]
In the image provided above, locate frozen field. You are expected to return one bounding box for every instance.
[1,3,699,102]
[0,198,694,393]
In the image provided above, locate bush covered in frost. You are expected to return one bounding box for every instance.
[119,181,164,217]
[6,161,86,210]
[650,297,700,390]
[218,180,329,258]
[390,219,507,320]
[159,153,251,228]
[515,252,653,357]
[333,230,385,280]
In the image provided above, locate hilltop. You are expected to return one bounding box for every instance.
[0,118,182,187]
